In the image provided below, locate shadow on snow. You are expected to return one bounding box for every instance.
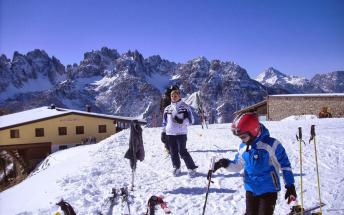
[166,186,236,195]
[189,149,237,153]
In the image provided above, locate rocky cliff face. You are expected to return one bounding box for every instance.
[310,71,344,93]
[255,67,324,93]
[173,58,267,123]
[1,48,343,125]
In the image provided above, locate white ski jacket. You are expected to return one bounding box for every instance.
[162,100,194,135]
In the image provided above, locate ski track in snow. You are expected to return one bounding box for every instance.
[0,119,344,214]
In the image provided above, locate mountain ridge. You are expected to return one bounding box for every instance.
[1,48,343,125]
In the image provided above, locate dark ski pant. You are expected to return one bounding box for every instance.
[161,132,170,152]
[245,191,277,215]
[167,135,197,170]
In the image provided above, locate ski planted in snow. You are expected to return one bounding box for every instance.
[98,188,119,215]
[288,203,326,215]
[196,92,208,129]
[98,187,132,215]
[119,187,132,215]
[145,195,171,215]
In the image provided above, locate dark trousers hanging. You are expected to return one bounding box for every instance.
[245,191,277,215]
[167,135,197,170]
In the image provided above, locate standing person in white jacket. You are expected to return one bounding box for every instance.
[162,87,198,177]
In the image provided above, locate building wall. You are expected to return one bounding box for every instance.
[0,114,117,150]
[267,95,344,121]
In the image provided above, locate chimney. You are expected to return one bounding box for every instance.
[50,104,56,109]
[86,105,91,112]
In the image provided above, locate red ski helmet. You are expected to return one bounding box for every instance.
[231,112,260,137]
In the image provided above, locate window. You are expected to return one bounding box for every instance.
[10,129,20,138]
[58,127,67,135]
[59,145,68,150]
[98,125,107,133]
[76,126,84,134]
[35,128,45,137]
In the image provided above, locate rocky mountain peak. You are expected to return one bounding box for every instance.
[0,54,10,64]
[311,71,344,93]
[190,56,210,75]
[26,49,50,61]
[0,50,67,95]
[255,67,313,93]
[75,47,120,78]
[222,62,250,80]
[256,67,285,84]
[0,55,11,73]
[144,55,176,76]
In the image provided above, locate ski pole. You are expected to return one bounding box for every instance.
[131,169,135,191]
[309,125,323,214]
[297,127,304,215]
[202,156,215,215]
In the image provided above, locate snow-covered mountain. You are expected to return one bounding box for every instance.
[256,67,307,87]
[0,48,266,124]
[174,57,267,123]
[310,71,344,93]
[1,117,343,214]
[1,48,343,125]
[0,50,67,99]
[0,48,172,123]
[255,67,323,93]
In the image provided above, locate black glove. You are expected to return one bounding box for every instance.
[213,158,230,173]
[285,185,297,203]
[174,116,184,124]
[207,170,214,182]
[178,108,189,119]
[161,132,167,144]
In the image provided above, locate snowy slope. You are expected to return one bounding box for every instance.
[1,118,344,214]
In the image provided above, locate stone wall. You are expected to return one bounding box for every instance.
[267,95,344,121]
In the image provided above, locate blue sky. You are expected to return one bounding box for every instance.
[0,0,343,78]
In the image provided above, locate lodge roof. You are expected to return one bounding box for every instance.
[268,93,344,97]
[234,100,267,115]
[0,106,146,130]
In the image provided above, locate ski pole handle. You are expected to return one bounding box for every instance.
[310,125,315,137]
[298,127,302,140]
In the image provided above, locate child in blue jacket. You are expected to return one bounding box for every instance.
[211,112,297,215]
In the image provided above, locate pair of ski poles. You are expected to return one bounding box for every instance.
[297,125,323,215]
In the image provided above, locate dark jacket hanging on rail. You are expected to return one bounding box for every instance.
[124,120,145,169]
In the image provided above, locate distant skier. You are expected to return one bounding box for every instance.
[162,86,198,177]
[209,112,296,215]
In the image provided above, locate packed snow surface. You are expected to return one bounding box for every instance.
[1,118,344,215]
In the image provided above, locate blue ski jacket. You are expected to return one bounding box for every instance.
[226,124,295,196]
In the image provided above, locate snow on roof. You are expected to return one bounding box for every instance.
[0,106,146,130]
[269,93,344,97]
